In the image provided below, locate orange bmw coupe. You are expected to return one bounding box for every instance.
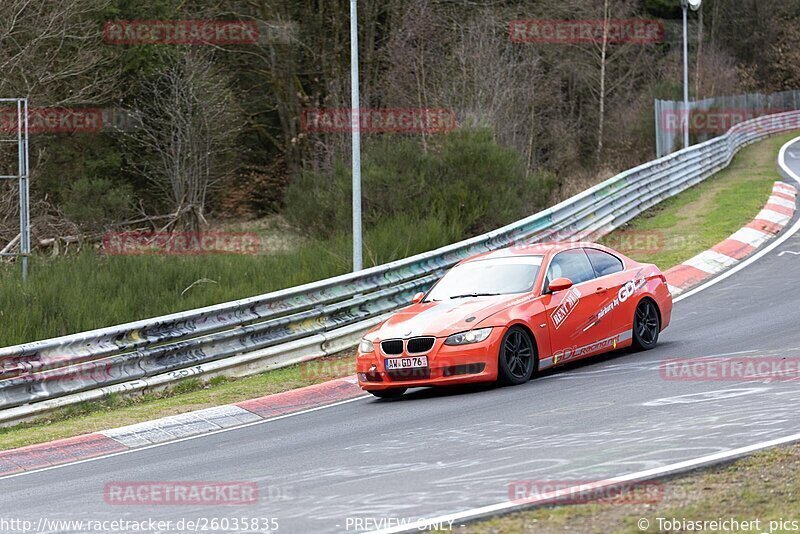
[356,242,673,398]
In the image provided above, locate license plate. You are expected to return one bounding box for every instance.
[385,356,428,370]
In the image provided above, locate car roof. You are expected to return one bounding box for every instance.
[459,241,623,264]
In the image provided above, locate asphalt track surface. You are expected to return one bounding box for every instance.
[2,141,800,533]
[786,136,800,178]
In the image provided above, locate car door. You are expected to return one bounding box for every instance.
[542,248,608,365]
[584,247,628,337]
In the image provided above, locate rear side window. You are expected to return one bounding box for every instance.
[585,248,624,277]
[546,249,596,286]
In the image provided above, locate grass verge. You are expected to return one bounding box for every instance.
[600,131,798,269]
[0,351,355,451]
[0,131,794,453]
[459,444,800,534]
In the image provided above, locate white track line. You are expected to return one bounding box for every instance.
[372,431,800,533]
[0,395,370,482]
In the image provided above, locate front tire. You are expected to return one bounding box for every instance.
[368,388,407,399]
[497,326,536,386]
[632,299,660,350]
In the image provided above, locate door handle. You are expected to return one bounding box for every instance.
[594,286,607,294]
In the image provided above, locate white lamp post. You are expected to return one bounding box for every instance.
[682,0,702,149]
[350,0,363,272]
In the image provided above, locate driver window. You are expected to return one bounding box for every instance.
[546,249,596,288]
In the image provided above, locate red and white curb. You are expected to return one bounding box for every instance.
[0,376,364,477]
[665,181,797,296]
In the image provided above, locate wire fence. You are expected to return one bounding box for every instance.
[655,90,800,158]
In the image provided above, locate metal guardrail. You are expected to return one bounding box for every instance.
[1,111,799,416]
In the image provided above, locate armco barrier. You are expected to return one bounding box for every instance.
[0,111,799,423]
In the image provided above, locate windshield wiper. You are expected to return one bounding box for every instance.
[449,292,501,299]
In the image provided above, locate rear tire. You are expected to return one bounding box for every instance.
[497,326,536,386]
[368,388,407,399]
[632,299,660,350]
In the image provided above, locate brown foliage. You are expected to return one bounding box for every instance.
[217,160,289,219]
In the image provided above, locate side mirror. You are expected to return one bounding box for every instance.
[548,277,574,293]
[411,292,425,304]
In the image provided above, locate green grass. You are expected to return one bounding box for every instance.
[600,131,798,270]
[0,214,463,346]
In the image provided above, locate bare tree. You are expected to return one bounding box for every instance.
[0,0,118,104]
[382,4,560,171]
[125,49,242,232]
[0,0,121,247]
[556,0,646,161]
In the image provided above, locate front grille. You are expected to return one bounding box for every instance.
[406,336,435,354]
[381,339,404,355]
[387,368,431,381]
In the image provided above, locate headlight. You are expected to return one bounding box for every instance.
[359,339,375,353]
[444,327,493,346]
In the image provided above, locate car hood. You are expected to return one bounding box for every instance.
[373,295,524,339]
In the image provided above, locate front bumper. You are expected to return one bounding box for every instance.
[655,281,673,331]
[356,329,504,391]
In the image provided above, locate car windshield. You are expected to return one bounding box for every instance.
[425,256,543,301]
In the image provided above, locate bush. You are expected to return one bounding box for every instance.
[284,129,556,240]
[62,176,133,228]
